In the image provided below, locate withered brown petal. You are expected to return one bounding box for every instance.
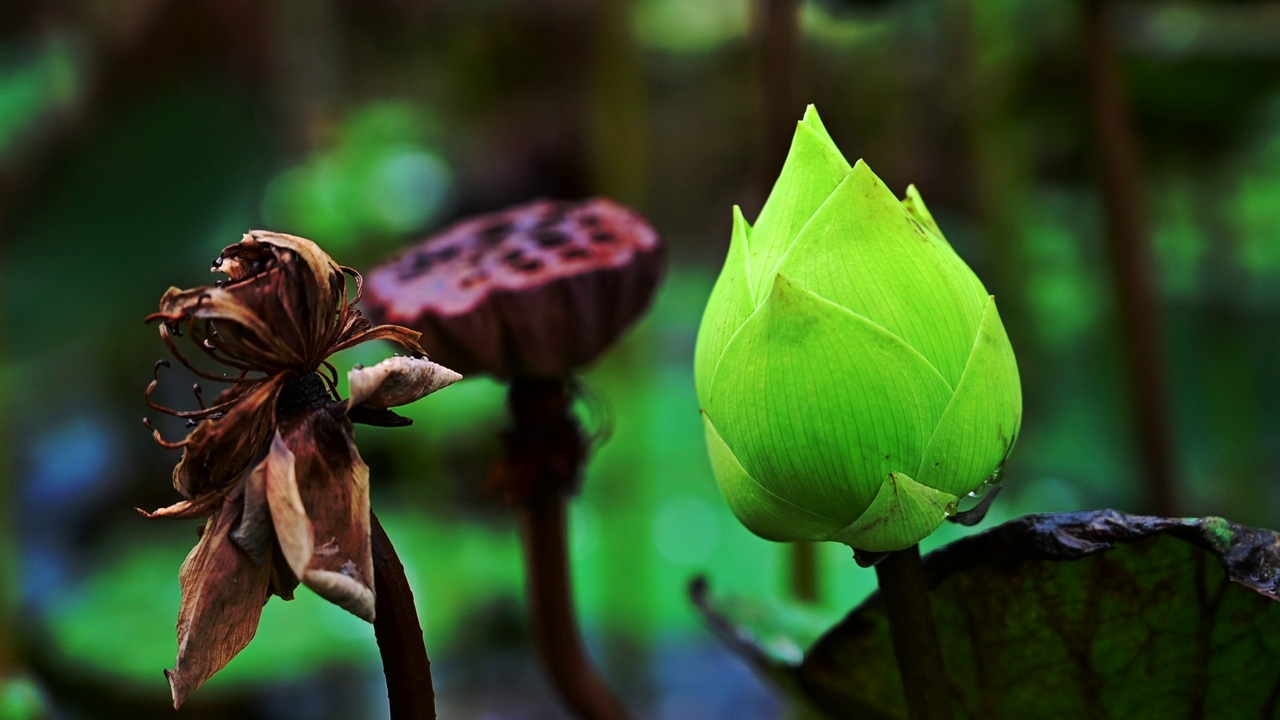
[262,432,314,584]
[327,322,426,357]
[152,231,354,372]
[279,406,376,622]
[173,375,285,499]
[137,490,225,520]
[168,490,272,708]
[229,436,298,566]
[151,283,299,368]
[241,231,347,356]
[346,355,462,411]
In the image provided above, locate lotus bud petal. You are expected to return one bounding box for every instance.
[695,105,1022,552]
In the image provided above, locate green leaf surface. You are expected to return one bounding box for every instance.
[694,510,1280,719]
[773,162,986,387]
[706,274,952,526]
[748,105,852,301]
[914,297,1022,498]
[694,205,757,409]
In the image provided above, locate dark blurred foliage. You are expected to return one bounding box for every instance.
[0,0,1278,718]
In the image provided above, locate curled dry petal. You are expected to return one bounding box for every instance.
[172,375,286,499]
[277,404,377,622]
[137,489,225,520]
[150,231,345,370]
[168,489,272,708]
[230,434,297,566]
[347,355,463,411]
[262,432,314,589]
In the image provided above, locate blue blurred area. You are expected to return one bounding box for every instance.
[0,0,1278,717]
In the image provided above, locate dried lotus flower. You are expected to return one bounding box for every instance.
[142,231,459,708]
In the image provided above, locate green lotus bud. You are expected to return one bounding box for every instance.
[694,105,1021,553]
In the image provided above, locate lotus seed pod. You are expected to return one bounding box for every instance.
[694,105,1022,553]
[363,198,663,379]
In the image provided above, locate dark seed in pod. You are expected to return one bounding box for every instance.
[479,222,513,245]
[561,248,591,260]
[536,215,563,231]
[399,253,434,279]
[589,231,617,244]
[430,246,461,262]
[534,231,569,248]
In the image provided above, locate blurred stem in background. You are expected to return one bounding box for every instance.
[757,0,820,605]
[947,0,1039,406]
[1083,0,1179,516]
[504,379,631,720]
[589,0,649,210]
[759,0,799,178]
[0,258,11,675]
[587,1,656,703]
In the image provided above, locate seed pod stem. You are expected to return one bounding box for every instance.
[371,511,437,720]
[506,378,631,720]
[874,545,954,720]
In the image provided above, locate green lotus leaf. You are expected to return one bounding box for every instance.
[705,273,952,526]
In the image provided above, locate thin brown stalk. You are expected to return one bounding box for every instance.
[504,378,631,720]
[371,511,436,720]
[1083,0,1179,516]
[517,488,630,720]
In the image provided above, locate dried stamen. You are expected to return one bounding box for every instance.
[142,416,192,449]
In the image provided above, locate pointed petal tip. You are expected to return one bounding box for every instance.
[165,668,186,709]
[766,272,806,301]
[831,472,957,552]
[304,569,377,623]
[347,354,463,410]
[730,204,751,241]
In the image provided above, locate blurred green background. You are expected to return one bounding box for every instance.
[1,0,1278,718]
